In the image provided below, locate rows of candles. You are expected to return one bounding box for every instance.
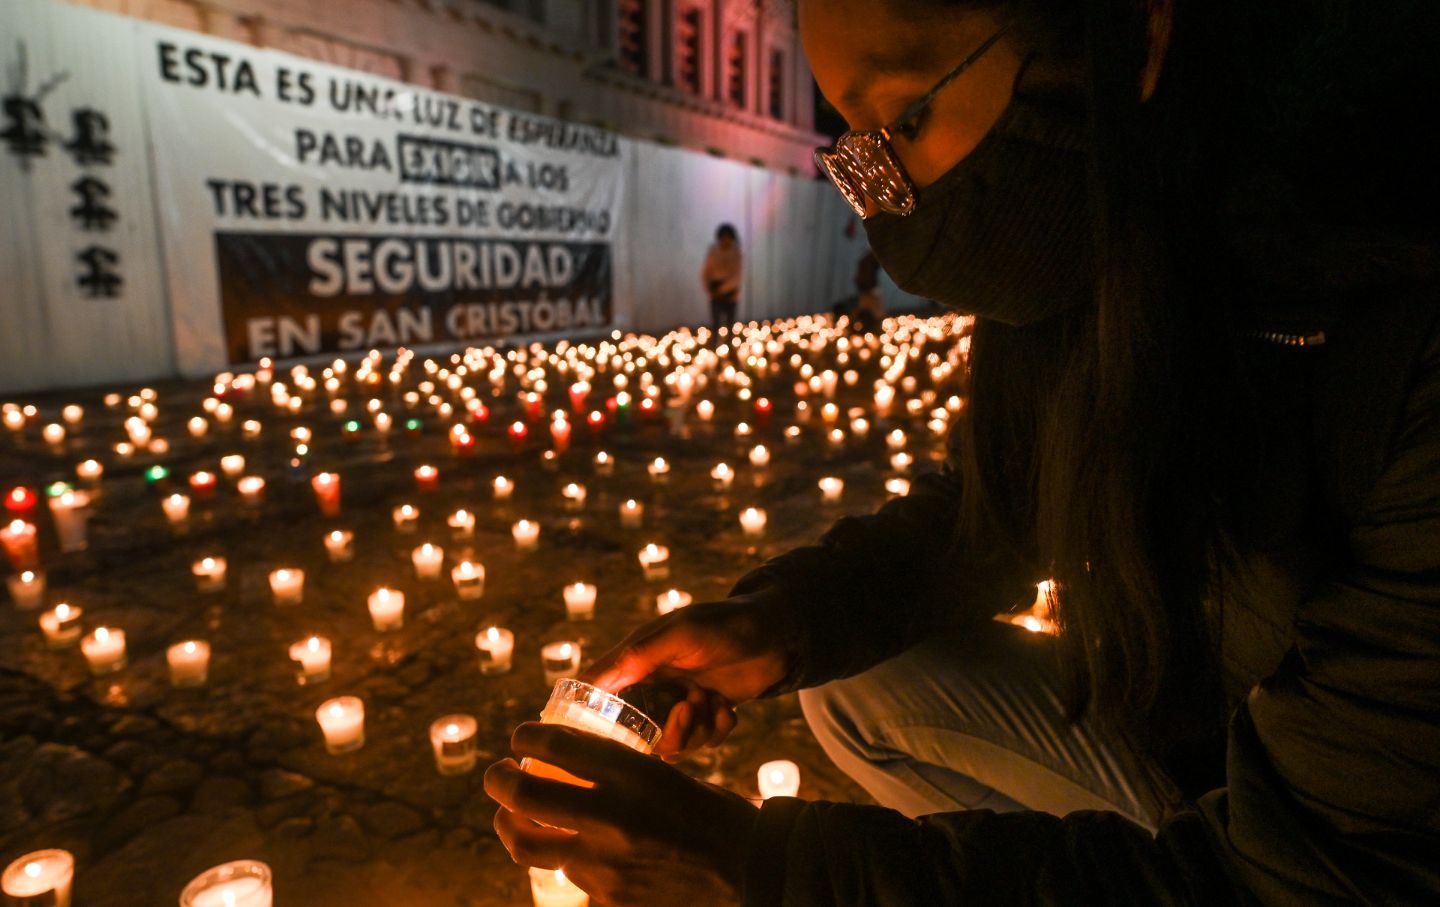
[2,313,985,905]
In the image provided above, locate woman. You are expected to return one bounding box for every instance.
[703,223,744,331]
[486,0,1440,904]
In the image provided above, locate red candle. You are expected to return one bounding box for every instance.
[522,392,543,421]
[311,472,342,518]
[568,381,590,413]
[188,471,217,500]
[415,464,439,492]
[452,431,477,457]
[639,397,658,418]
[754,397,773,426]
[550,416,572,452]
[586,410,605,434]
[507,420,528,449]
[0,519,39,570]
[4,486,37,519]
[467,400,490,424]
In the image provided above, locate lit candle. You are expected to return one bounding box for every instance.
[324,529,354,563]
[81,626,127,675]
[187,416,209,438]
[637,543,670,581]
[739,506,768,538]
[593,450,614,476]
[48,491,90,553]
[315,696,365,754]
[2,849,74,906]
[647,456,671,483]
[492,475,515,501]
[885,477,911,498]
[219,454,246,478]
[39,602,82,648]
[757,759,801,799]
[451,560,486,600]
[269,568,305,605]
[189,471,217,500]
[76,459,103,485]
[42,422,66,446]
[890,451,914,473]
[1,410,23,432]
[61,404,84,425]
[429,714,479,775]
[818,476,845,504]
[166,640,211,688]
[561,482,587,511]
[541,641,582,685]
[619,498,644,529]
[563,581,597,621]
[289,635,332,684]
[179,859,272,907]
[475,626,514,675]
[748,444,771,468]
[886,429,907,450]
[695,399,715,422]
[528,867,589,907]
[512,519,540,552]
[392,503,420,533]
[1,519,38,570]
[242,419,262,438]
[784,425,803,445]
[412,543,445,580]
[414,464,439,492]
[311,472,342,517]
[850,417,871,439]
[507,420,529,448]
[192,556,228,593]
[160,493,191,526]
[236,475,266,506]
[710,462,735,491]
[6,569,46,610]
[656,588,693,615]
[368,587,406,631]
[447,508,475,540]
[550,414,572,450]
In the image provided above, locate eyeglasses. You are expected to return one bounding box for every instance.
[814,26,1011,218]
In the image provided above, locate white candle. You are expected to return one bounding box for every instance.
[757,759,801,799]
[162,493,191,525]
[710,462,735,491]
[316,696,365,754]
[219,454,246,478]
[818,476,845,503]
[191,558,227,593]
[890,451,914,473]
[269,568,305,605]
[429,714,479,775]
[619,498,644,529]
[647,456,671,483]
[368,587,405,631]
[62,404,83,425]
[179,860,272,907]
[81,626,127,675]
[237,475,266,505]
[2,410,23,432]
[475,626,514,675]
[563,581,597,621]
[392,504,419,533]
[886,428,907,450]
[561,482,588,511]
[6,569,45,610]
[39,602,83,648]
[593,450,614,476]
[695,399,715,422]
[529,867,589,907]
[2,849,74,906]
[166,640,211,688]
[656,588,693,615]
[541,641,582,685]
[324,529,354,563]
[187,416,209,438]
[512,519,540,552]
[492,475,515,501]
[42,423,66,446]
[412,543,444,579]
[451,559,486,600]
[885,477,911,498]
[784,425,803,445]
[748,444,771,468]
[76,459,103,485]
[740,507,768,538]
[850,417,871,439]
[48,490,90,553]
[637,543,670,581]
[289,635,332,684]
[447,508,475,539]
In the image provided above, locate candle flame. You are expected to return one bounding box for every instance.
[330,530,344,542]
[23,861,41,877]
[223,888,236,907]
[559,643,573,658]
[329,703,345,717]
[486,627,500,643]
[21,570,34,582]
[308,636,320,652]
[184,641,196,654]
[445,723,459,736]
[55,604,71,618]
[95,627,109,642]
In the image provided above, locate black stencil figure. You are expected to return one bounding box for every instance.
[69,176,117,230]
[2,41,68,170]
[64,107,115,166]
[76,246,122,298]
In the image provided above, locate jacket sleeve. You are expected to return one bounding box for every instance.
[729,438,1033,695]
[742,321,1440,906]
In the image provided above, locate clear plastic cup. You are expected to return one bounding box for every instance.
[522,679,662,788]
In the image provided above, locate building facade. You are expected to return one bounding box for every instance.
[64,0,826,174]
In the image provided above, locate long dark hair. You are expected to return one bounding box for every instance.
[951,0,1438,747]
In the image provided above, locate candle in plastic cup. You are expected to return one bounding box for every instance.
[179,859,272,907]
[430,714,479,775]
[528,866,588,907]
[2,849,74,906]
[315,696,365,754]
[522,678,662,789]
[757,759,801,799]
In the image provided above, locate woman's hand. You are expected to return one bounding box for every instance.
[583,589,796,759]
[486,722,760,907]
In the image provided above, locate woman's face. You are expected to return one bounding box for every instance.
[799,0,1028,190]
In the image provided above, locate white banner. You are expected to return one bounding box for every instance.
[139,22,626,375]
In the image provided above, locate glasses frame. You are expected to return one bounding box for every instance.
[815,25,1011,218]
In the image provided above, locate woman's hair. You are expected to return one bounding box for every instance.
[948,0,1438,755]
[716,223,739,242]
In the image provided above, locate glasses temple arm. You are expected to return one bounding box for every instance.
[882,24,1012,139]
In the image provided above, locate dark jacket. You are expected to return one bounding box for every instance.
[732,288,1440,905]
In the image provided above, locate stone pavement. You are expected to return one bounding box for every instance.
[0,318,970,904]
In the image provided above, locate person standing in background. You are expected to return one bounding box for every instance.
[851,248,887,331]
[701,223,742,331]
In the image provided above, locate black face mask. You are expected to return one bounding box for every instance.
[863,90,1093,326]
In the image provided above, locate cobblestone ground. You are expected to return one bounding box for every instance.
[0,318,967,904]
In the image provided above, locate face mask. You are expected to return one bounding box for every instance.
[862,90,1093,326]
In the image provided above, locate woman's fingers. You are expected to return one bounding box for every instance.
[658,700,693,761]
[510,723,660,788]
[493,805,580,870]
[484,756,601,831]
[706,694,737,748]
